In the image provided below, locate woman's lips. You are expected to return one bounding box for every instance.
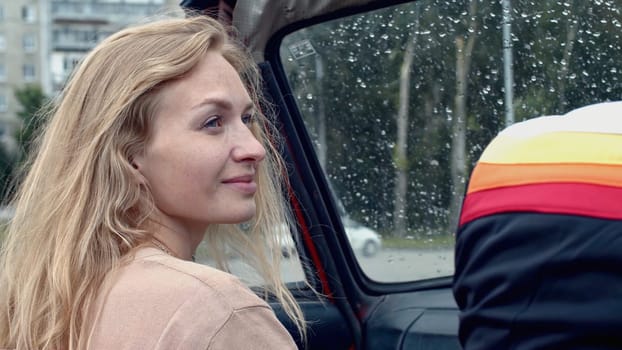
[222,175,257,194]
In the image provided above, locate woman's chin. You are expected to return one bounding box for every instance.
[223,205,257,224]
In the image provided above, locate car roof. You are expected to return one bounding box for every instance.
[182,0,387,61]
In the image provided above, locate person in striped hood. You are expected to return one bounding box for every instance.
[453,101,622,349]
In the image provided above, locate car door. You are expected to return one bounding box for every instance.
[183,0,622,349]
[233,1,462,349]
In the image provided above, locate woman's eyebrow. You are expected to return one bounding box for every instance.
[191,97,254,112]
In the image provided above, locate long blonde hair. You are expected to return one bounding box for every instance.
[0,15,305,349]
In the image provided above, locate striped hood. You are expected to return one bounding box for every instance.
[460,101,622,227]
[453,101,622,350]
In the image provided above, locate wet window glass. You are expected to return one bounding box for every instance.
[280,0,622,282]
[196,231,306,286]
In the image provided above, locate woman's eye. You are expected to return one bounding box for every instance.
[202,116,223,129]
[241,113,255,126]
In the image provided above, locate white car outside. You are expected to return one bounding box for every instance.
[279,217,382,258]
[341,217,382,257]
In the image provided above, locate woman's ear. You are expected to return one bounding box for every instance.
[129,155,147,185]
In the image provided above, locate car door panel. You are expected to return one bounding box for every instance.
[365,288,460,350]
[272,300,354,350]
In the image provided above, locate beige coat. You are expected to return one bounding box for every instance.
[82,247,297,349]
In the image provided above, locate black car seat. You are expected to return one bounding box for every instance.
[453,101,622,349]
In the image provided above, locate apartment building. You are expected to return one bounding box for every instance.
[0,0,47,152]
[0,0,179,153]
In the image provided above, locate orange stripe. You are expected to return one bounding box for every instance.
[468,162,622,194]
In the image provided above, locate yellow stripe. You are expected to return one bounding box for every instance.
[480,131,622,164]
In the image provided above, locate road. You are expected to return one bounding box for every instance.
[354,248,454,282]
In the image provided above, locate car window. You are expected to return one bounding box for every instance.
[195,238,306,286]
[280,0,622,282]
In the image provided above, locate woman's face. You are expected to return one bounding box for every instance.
[134,50,266,236]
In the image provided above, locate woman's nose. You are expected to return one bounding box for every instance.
[232,124,266,164]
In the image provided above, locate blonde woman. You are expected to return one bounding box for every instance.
[0,15,304,349]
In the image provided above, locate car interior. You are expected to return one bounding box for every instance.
[181,0,622,349]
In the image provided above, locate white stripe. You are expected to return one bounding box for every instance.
[498,101,622,138]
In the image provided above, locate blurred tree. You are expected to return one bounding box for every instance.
[14,84,49,158]
[0,84,51,203]
[0,144,15,204]
[392,23,417,237]
[449,0,479,231]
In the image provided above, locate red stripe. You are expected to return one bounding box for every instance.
[280,124,334,300]
[459,183,622,227]
[277,125,334,300]
[289,183,334,300]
